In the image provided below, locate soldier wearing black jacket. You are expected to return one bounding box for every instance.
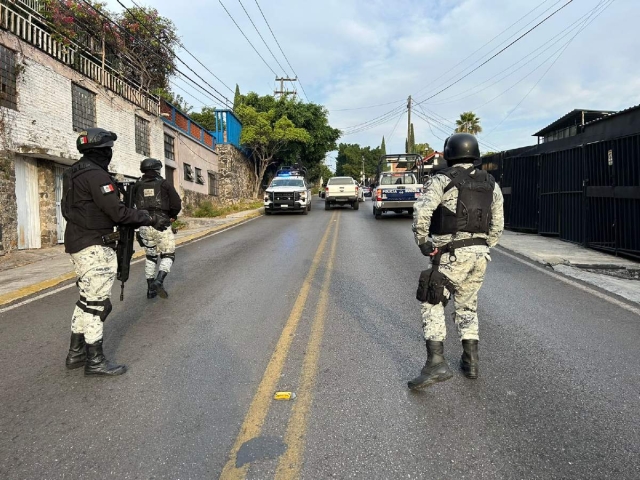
[62,128,170,377]
[133,158,182,299]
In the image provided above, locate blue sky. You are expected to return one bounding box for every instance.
[104,0,639,170]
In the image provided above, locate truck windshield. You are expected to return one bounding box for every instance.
[380,174,416,185]
[270,178,305,187]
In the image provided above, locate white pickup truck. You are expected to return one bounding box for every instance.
[324,176,359,210]
[372,172,422,219]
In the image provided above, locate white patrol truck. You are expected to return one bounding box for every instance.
[264,165,312,215]
[372,153,424,219]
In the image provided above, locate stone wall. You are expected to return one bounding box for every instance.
[37,160,57,247]
[180,189,211,214]
[0,155,17,255]
[215,144,255,204]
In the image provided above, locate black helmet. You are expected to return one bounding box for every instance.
[76,128,117,153]
[443,133,480,166]
[140,158,163,172]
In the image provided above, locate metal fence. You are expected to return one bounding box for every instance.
[482,132,640,260]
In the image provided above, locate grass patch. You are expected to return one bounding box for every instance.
[172,219,189,231]
[192,200,263,218]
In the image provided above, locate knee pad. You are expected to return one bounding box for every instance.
[160,253,175,261]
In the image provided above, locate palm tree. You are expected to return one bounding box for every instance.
[455,111,482,134]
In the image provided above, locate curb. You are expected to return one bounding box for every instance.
[0,209,263,307]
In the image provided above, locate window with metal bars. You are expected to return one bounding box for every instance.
[195,167,205,185]
[208,172,218,196]
[0,45,17,110]
[71,84,96,132]
[184,163,194,182]
[135,115,150,156]
[164,133,175,160]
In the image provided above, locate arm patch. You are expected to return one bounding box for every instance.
[100,183,116,195]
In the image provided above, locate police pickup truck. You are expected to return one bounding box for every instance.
[264,165,311,215]
[372,153,423,219]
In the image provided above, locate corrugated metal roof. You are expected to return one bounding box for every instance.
[532,109,616,137]
[583,103,640,127]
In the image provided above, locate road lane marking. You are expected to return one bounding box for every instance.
[275,213,340,479]
[219,211,338,479]
[0,215,263,314]
[496,247,640,317]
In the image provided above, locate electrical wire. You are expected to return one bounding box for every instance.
[236,0,289,76]
[128,0,234,93]
[414,0,575,106]
[217,0,279,76]
[253,0,310,101]
[330,100,406,112]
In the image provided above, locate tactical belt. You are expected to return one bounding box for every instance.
[440,237,488,262]
[76,295,112,322]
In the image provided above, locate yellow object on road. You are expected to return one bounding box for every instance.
[274,392,296,400]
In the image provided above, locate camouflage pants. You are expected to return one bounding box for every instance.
[70,245,117,344]
[421,248,490,342]
[138,226,176,279]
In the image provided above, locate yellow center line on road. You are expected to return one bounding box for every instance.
[275,213,341,480]
[219,210,338,480]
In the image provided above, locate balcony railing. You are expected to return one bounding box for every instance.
[213,110,243,149]
[0,1,159,114]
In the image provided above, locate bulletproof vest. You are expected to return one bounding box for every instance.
[429,166,495,235]
[62,160,117,230]
[135,176,165,212]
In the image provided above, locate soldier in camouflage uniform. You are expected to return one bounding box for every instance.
[408,133,504,390]
[133,158,182,299]
[62,129,170,377]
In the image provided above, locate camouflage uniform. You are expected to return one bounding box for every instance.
[413,162,504,341]
[70,245,117,344]
[138,226,176,279]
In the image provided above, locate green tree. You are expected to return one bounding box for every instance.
[414,142,434,157]
[335,143,382,183]
[233,84,242,111]
[408,123,416,153]
[190,107,221,131]
[307,163,333,185]
[154,88,192,113]
[236,105,311,197]
[380,136,387,156]
[455,111,482,134]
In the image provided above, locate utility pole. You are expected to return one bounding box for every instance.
[274,77,297,99]
[407,95,412,153]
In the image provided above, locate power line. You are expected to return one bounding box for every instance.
[330,100,406,112]
[236,0,289,76]
[485,0,615,138]
[115,0,232,107]
[414,0,575,106]
[253,0,310,102]
[128,0,234,94]
[340,104,406,132]
[217,0,279,76]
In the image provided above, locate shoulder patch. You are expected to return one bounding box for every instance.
[100,183,116,195]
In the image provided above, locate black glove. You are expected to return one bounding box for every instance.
[151,213,172,232]
[419,242,436,257]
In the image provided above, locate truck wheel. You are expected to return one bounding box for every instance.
[302,207,308,215]
[325,202,330,211]
[353,201,359,210]
[265,209,272,215]
[308,202,311,212]
[373,206,381,219]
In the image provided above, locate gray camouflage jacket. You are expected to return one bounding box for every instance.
[412,163,505,252]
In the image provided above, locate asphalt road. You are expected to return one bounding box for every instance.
[1,196,639,480]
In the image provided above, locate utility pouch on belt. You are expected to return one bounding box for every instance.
[416,252,454,306]
[101,231,120,244]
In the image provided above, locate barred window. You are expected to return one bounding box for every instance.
[135,115,150,156]
[208,172,218,196]
[71,84,96,132]
[195,167,205,185]
[0,44,17,110]
[184,163,194,182]
[164,133,175,160]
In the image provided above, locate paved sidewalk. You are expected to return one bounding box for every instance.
[0,208,263,306]
[498,231,640,304]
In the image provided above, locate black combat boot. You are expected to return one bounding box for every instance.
[460,339,479,379]
[84,340,127,376]
[152,271,169,299]
[65,333,86,369]
[407,340,453,390]
[147,278,157,299]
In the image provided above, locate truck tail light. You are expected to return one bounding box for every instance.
[376,189,382,201]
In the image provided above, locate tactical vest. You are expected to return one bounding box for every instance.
[135,176,165,212]
[62,160,117,230]
[429,166,495,236]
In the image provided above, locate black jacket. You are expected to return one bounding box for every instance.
[63,153,153,254]
[132,172,182,219]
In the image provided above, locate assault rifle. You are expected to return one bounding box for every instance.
[116,181,136,301]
